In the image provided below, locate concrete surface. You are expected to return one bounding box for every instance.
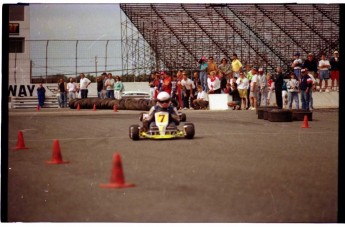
[6,108,338,222]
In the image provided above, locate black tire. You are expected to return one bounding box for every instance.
[129,124,140,140]
[180,113,187,122]
[268,109,293,122]
[292,110,313,121]
[184,123,195,139]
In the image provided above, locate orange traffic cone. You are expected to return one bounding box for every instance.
[12,130,29,150]
[93,104,96,111]
[301,114,310,128]
[100,153,135,189]
[113,104,118,112]
[77,103,80,111]
[46,139,70,164]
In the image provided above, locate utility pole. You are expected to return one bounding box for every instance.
[95,56,98,78]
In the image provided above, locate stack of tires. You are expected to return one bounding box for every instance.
[257,106,312,122]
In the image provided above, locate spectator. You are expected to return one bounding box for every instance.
[318,53,330,92]
[207,56,218,76]
[299,68,313,110]
[273,67,284,109]
[218,71,228,94]
[96,75,104,99]
[287,72,299,110]
[180,71,195,109]
[291,52,303,80]
[249,67,258,110]
[153,73,161,99]
[282,77,288,109]
[67,77,77,101]
[79,73,91,99]
[307,69,317,110]
[171,74,179,101]
[105,73,115,98]
[266,73,274,106]
[231,53,243,79]
[236,71,249,110]
[58,78,67,108]
[192,71,201,96]
[193,85,209,110]
[330,50,339,91]
[36,83,46,108]
[227,82,241,110]
[197,56,208,92]
[245,64,253,109]
[218,58,231,78]
[161,71,172,95]
[114,76,124,100]
[257,68,267,107]
[207,71,221,94]
[303,53,318,77]
[148,72,156,99]
[101,72,107,98]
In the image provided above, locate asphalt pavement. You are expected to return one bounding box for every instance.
[6,108,338,222]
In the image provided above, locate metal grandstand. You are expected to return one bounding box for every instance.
[120,3,339,75]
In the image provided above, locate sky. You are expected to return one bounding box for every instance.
[29,3,122,40]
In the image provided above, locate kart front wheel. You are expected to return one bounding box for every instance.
[129,124,140,140]
[184,123,195,139]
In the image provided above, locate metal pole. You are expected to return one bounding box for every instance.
[46,40,49,82]
[105,40,109,72]
[95,56,98,77]
[76,40,78,78]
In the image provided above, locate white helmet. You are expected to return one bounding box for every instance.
[157,91,170,101]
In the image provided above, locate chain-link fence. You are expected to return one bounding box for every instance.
[10,39,128,83]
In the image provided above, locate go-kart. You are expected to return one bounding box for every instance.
[129,111,195,140]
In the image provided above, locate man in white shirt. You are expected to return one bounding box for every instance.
[236,71,249,110]
[79,73,91,99]
[193,85,209,110]
[180,72,195,109]
[105,73,115,98]
[66,77,77,100]
[318,53,330,92]
[291,52,303,80]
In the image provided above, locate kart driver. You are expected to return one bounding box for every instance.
[143,91,180,131]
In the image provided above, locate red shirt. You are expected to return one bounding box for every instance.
[162,76,172,94]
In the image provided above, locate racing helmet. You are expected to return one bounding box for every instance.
[157,91,171,108]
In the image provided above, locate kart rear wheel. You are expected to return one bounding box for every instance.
[129,124,140,140]
[184,123,195,139]
[180,113,187,122]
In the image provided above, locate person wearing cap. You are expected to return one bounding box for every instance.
[142,91,180,131]
[299,68,313,110]
[302,53,318,78]
[291,52,303,80]
[318,53,330,92]
[231,53,243,79]
[196,56,208,92]
[258,68,268,107]
[330,50,339,91]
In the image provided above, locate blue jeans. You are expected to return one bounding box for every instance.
[106,90,114,99]
[294,69,301,80]
[300,90,310,110]
[199,71,208,92]
[59,92,67,107]
[81,89,88,99]
[288,92,299,109]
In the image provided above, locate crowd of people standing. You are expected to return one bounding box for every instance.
[148,51,339,111]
